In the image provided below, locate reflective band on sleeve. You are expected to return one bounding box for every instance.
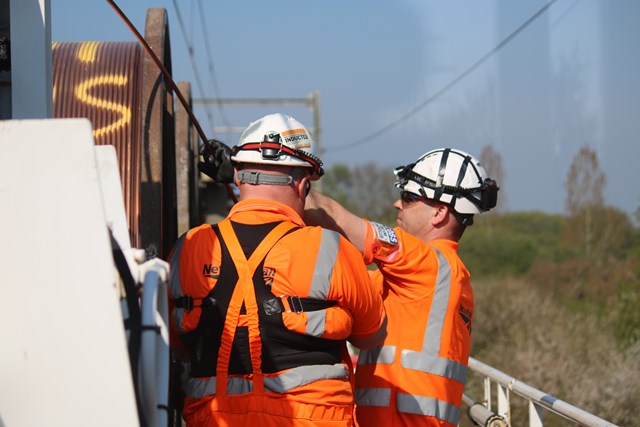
[184,364,349,398]
[305,311,326,336]
[397,393,461,425]
[400,247,467,384]
[355,388,391,407]
[357,345,396,365]
[309,229,340,299]
[168,233,186,298]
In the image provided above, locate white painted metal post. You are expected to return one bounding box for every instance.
[484,376,492,410]
[9,0,52,118]
[529,400,544,427]
[497,383,510,421]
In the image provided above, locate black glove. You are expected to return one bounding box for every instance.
[198,139,234,183]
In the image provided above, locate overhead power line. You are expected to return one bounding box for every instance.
[172,0,215,134]
[197,0,232,129]
[332,0,559,152]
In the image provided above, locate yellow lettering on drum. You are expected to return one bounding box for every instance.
[74,74,131,138]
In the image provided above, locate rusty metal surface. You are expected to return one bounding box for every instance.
[175,81,201,235]
[51,7,179,259]
[139,7,177,260]
[52,40,143,249]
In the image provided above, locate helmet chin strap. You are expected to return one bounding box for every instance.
[237,170,294,186]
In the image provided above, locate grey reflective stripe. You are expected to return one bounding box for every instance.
[401,246,467,384]
[264,364,348,393]
[185,377,253,398]
[397,393,461,425]
[228,377,253,395]
[357,390,461,425]
[308,229,340,299]
[358,345,396,365]
[401,350,467,384]
[168,233,186,298]
[169,234,187,333]
[172,309,186,334]
[355,388,391,407]
[306,311,326,336]
[184,364,349,398]
[185,376,216,398]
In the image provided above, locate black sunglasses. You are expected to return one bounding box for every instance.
[400,191,425,205]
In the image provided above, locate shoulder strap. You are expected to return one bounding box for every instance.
[215,219,296,396]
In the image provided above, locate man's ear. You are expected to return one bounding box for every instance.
[234,167,241,187]
[298,176,311,199]
[432,204,450,227]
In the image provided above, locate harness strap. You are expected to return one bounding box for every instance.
[215,220,297,397]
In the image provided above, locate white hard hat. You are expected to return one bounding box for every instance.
[231,113,324,179]
[394,148,499,218]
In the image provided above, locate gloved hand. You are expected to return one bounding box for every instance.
[198,139,234,183]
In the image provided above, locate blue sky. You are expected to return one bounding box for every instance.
[51,0,640,217]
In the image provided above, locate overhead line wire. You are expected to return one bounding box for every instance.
[333,0,559,152]
[197,0,233,130]
[172,0,216,134]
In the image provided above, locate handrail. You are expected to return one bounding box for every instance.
[138,259,171,427]
[462,393,508,427]
[465,357,619,427]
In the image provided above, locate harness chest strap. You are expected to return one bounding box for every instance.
[215,220,297,397]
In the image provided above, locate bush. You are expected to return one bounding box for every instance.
[463,277,640,426]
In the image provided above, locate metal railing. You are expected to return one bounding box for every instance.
[463,357,619,427]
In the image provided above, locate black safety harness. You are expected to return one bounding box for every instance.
[177,221,341,377]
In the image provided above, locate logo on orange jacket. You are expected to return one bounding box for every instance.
[263,267,276,286]
[459,303,473,333]
[202,264,220,279]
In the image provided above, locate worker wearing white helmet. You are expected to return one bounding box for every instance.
[169,113,386,427]
[304,147,498,427]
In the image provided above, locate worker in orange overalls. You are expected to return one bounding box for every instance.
[168,113,387,427]
[304,148,499,426]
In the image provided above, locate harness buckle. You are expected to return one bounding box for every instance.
[279,295,304,314]
[287,295,304,314]
[176,295,194,311]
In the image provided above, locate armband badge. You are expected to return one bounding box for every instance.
[371,221,398,246]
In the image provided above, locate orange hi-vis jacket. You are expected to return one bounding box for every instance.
[168,200,385,427]
[354,222,473,427]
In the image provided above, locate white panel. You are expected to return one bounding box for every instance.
[95,145,141,276]
[0,119,139,426]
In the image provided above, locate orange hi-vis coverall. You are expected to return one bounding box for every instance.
[168,199,385,427]
[354,221,473,427]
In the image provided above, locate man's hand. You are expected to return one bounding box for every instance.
[198,139,234,183]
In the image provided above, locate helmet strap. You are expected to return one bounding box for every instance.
[434,149,450,201]
[237,170,293,186]
[451,210,474,227]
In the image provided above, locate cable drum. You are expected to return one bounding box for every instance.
[52,8,178,260]
[53,40,143,249]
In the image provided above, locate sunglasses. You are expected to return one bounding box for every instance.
[400,191,425,205]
